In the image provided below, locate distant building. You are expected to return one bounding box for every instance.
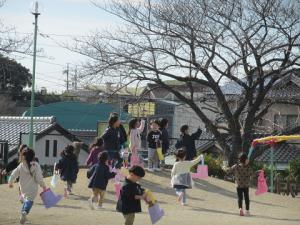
[0,116,89,166]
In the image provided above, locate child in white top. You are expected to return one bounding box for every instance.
[8,148,47,224]
[171,148,201,206]
[129,118,145,155]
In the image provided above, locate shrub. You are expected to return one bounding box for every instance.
[289,157,300,181]
[204,154,225,179]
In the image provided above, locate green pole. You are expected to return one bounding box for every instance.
[270,146,274,193]
[29,6,40,148]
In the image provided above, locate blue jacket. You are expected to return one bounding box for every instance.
[56,152,79,183]
[87,163,116,190]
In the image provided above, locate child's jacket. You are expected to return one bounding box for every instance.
[116,178,145,214]
[56,152,79,183]
[87,163,115,190]
[8,162,45,201]
[230,164,252,188]
[86,146,103,167]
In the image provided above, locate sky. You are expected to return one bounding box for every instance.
[0,0,119,93]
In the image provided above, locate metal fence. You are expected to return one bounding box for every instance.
[0,141,8,184]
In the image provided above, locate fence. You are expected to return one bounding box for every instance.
[0,141,8,184]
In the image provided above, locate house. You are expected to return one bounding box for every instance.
[22,101,129,145]
[255,143,300,170]
[0,116,89,166]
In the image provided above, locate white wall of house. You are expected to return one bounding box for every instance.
[172,102,217,138]
[21,131,88,166]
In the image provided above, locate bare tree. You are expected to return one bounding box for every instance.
[0,1,31,55]
[73,0,300,164]
[0,95,16,115]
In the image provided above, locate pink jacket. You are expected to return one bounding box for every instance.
[86,146,103,167]
[129,120,145,154]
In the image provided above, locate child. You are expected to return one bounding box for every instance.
[171,148,201,206]
[226,153,252,216]
[8,148,47,224]
[146,120,162,172]
[87,151,116,209]
[175,125,202,161]
[86,137,104,167]
[129,118,145,164]
[56,145,79,197]
[117,165,149,225]
[159,118,169,167]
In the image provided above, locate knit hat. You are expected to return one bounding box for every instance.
[129,165,145,178]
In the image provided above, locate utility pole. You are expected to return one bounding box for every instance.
[29,1,40,148]
[74,65,78,90]
[63,63,69,91]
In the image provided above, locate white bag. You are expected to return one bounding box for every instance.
[50,163,59,188]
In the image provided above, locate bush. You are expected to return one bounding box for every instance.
[289,157,300,181]
[204,154,225,179]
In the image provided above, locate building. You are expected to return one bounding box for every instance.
[0,116,89,166]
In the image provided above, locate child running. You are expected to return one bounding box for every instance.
[171,148,201,206]
[86,137,104,167]
[56,145,79,197]
[117,165,149,225]
[8,148,47,224]
[226,153,252,216]
[146,119,162,172]
[87,151,116,209]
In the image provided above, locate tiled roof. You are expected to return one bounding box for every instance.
[255,143,300,163]
[195,131,215,151]
[0,116,55,152]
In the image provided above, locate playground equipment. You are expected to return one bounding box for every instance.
[248,135,300,193]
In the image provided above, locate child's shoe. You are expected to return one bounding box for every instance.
[239,208,244,216]
[147,168,154,172]
[181,202,187,206]
[96,205,103,210]
[245,210,250,216]
[88,198,95,210]
[19,211,27,224]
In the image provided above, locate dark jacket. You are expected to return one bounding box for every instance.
[116,178,145,215]
[87,163,116,190]
[102,127,120,152]
[160,128,170,155]
[175,128,202,160]
[119,124,127,146]
[56,152,79,183]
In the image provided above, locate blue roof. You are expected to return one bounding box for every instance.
[23,101,129,131]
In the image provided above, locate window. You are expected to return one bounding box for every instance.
[274,114,298,131]
[53,140,58,157]
[45,140,50,157]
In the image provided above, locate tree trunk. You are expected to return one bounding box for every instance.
[228,133,243,166]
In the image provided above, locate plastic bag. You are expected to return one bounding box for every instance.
[255,170,268,195]
[191,165,208,179]
[148,203,164,224]
[40,188,62,209]
[156,148,164,161]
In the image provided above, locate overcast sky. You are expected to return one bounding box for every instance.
[1,0,118,93]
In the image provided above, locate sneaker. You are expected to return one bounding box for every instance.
[181,202,188,206]
[239,208,244,216]
[245,210,250,216]
[19,211,27,224]
[147,168,155,172]
[88,198,95,210]
[96,205,103,210]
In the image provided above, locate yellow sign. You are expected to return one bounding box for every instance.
[128,102,155,117]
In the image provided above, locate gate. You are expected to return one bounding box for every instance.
[0,141,8,184]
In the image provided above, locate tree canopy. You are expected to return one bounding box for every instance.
[74,0,300,164]
[0,55,32,96]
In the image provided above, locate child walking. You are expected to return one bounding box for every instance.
[146,120,162,172]
[226,153,252,216]
[171,149,201,206]
[117,166,149,225]
[8,148,47,224]
[129,118,145,165]
[56,145,79,197]
[86,137,104,167]
[87,151,116,209]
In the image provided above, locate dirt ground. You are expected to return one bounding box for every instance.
[0,169,299,225]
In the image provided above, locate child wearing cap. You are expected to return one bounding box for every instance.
[116,165,150,225]
[87,151,116,210]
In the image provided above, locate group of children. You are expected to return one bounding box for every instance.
[4,114,254,225]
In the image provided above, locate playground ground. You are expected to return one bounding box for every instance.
[0,169,299,225]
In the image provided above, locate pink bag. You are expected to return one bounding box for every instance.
[192,165,208,179]
[40,188,62,209]
[148,203,164,224]
[114,182,122,199]
[255,170,268,195]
